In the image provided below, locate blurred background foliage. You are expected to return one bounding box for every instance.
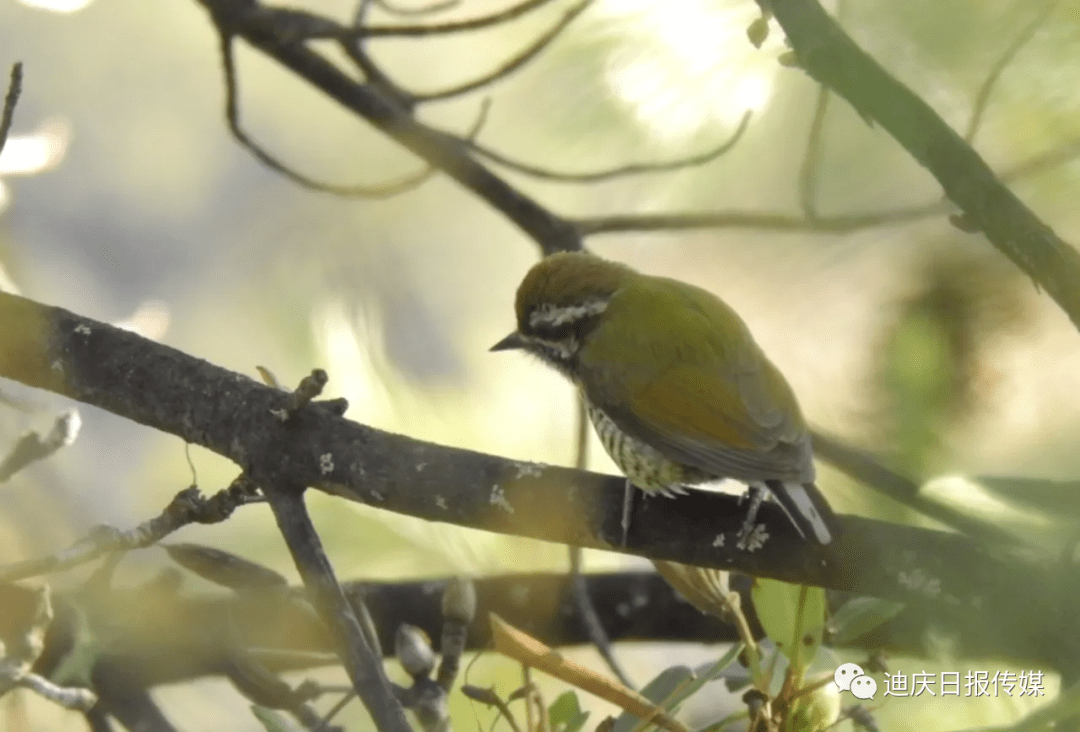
[0,0,1078,729]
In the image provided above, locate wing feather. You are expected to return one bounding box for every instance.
[581,276,814,483]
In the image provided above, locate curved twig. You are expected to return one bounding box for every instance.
[318,0,567,39]
[797,84,831,219]
[469,110,752,183]
[413,0,591,102]
[343,0,417,111]
[372,0,459,16]
[965,0,1058,143]
[220,35,437,198]
[0,62,23,160]
[575,133,1080,236]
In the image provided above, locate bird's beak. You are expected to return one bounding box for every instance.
[490,331,526,352]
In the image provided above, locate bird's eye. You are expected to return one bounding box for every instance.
[533,320,577,341]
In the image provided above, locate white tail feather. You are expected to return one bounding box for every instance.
[763,481,833,544]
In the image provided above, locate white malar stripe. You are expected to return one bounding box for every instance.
[529,299,609,329]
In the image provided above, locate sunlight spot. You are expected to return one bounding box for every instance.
[594,0,785,143]
[16,0,94,12]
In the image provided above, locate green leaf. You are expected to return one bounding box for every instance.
[610,645,743,732]
[750,579,827,668]
[674,643,744,704]
[549,690,590,732]
[251,705,301,732]
[830,597,905,646]
[48,606,98,688]
[612,666,692,732]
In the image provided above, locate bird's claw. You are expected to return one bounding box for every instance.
[736,485,766,549]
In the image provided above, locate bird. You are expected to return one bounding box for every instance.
[490,252,834,614]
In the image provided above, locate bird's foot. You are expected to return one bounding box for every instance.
[736,485,766,550]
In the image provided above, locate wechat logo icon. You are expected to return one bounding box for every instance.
[835,663,877,700]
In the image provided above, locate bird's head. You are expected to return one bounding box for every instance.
[490,252,634,375]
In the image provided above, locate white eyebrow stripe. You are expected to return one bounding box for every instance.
[529,300,608,329]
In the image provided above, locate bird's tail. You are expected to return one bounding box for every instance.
[764,480,835,544]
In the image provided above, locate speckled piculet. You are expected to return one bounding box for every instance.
[491,252,835,611]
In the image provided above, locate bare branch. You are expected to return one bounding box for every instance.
[218,35,438,199]
[198,0,581,253]
[0,62,22,160]
[343,0,417,112]
[0,479,259,581]
[575,201,947,237]
[568,393,634,689]
[263,480,412,732]
[0,586,97,712]
[469,110,752,183]
[575,136,1080,237]
[1000,138,1080,180]
[371,0,459,16]
[7,671,97,712]
[771,0,1080,333]
[412,0,591,102]
[808,429,1021,547]
[965,0,1058,143]
[0,409,80,482]
[462,686,524,732]
[342,0,567,39]
[0,289,1061,627]
[797,84,830,219]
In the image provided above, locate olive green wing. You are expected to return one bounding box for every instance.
[581,279,814,483]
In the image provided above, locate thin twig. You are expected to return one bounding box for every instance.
[372,0,459,16]
[567,395,634,688]
[809,429,1021,546]
[1001,138,1080,180]
[965,0,1058,143]
[327,0,567,39]
[0,409,81,482]
[462,686,524,732]
[316,690,357,732]
[219,34,434,198]
[797,84,831,220]
[0,62,22,160]
[263,481,412,732]
[0,479,260,581]
[344,0,417,111]
[0,586,98,712]
[197,0,581,253]
[575,201,944,236]
[576,135,1080,236]
[412,0,591,102]
[469,110,752,183]
[772,0,1080,332]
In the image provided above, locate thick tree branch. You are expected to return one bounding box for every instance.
[3,291,1079,674]
[13,570,1067,695]
[769,0,1080,332]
